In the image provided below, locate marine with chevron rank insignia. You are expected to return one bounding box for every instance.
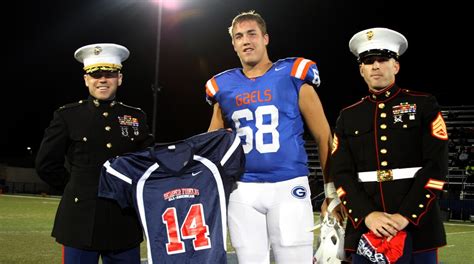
[332,28,448,264]
[36,43,154,264]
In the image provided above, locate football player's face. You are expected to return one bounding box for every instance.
[359,58,399,91]
[231,20,269,67]
[84,71,122,100]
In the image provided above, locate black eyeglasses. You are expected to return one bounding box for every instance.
[88,71,119,79]
[360,56,391,65]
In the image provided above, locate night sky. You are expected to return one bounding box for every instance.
[4,0,470,160]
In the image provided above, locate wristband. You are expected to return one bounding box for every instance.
[324,182,338,199]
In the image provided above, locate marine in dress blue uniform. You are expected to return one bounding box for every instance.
[332,28,448,263]
[36,43,154,264]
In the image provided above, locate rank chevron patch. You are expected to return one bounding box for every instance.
[431,112,448,140]
[425,178,445,190]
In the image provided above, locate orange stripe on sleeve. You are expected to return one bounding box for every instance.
[291,58,304,77]
[205,77,219,98]
[300,61,315,80]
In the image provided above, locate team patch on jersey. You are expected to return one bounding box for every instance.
[291,186,307,199]
[425,178,445,190]
[431,112,448,140]
[331,134,339,155]
[336,187,346,198]
[163,188,200,201]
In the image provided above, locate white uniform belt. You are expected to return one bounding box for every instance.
[358,167,421,182]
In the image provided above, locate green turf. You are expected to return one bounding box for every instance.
[1,194,473,263]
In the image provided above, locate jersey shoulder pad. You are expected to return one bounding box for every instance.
[206,68,241,99]
[283,57,320,86]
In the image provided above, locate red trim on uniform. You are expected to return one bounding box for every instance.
[370,82,395,95]
[341,98,365,111]
[290,57,304,77]
[366,87,402,103]
[401,89,430,97]
[414,247,441,253]
[373,104,388,212]
[62,245,65,264]
[300,61,315,80]
[407,189,436,226]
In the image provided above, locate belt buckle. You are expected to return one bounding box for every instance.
[377,169,393,182]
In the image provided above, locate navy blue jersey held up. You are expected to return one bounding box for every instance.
[98,129,244,264]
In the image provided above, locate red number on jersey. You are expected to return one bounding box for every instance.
[162,203,211,254]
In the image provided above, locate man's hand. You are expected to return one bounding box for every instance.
[321,198,346,223]
[364,211,400,238]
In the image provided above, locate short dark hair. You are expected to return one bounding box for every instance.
[228,10,267,37]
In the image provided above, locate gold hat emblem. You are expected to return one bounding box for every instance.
[94,46,103,55]
[366,30,374,41]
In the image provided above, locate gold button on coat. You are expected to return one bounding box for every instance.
[82,137,87,142]
[380,149,387,154]
[419,204,424,208]
[105,126,111,131]
[381,161,388,166]
[106,143,112,148]
[380,124,387,129]
[103,112,109,117]
[378,103,385,109]
[381,136,387,141]
[380,113,387,118]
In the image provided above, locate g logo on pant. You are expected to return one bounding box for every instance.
[291,186,307,199]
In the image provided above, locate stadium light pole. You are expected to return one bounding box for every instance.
[151,0,163,137]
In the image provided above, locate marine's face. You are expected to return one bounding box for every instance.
[84,71,122,100]
[359,58,399,91]
[231,20,269,67]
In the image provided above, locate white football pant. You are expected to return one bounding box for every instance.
[228,176,314,264]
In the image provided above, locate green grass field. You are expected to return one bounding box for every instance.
[1,194,473,263]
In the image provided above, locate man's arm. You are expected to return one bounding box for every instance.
[299,84,344,220]
[208,103,226,131]
[298,84,331,180]
[35,111,70,191]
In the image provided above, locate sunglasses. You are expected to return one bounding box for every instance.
[88,71,119,79]
[360,56,390,65]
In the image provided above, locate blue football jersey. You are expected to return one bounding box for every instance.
[205,57,320,182]
[98,129,244,264]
